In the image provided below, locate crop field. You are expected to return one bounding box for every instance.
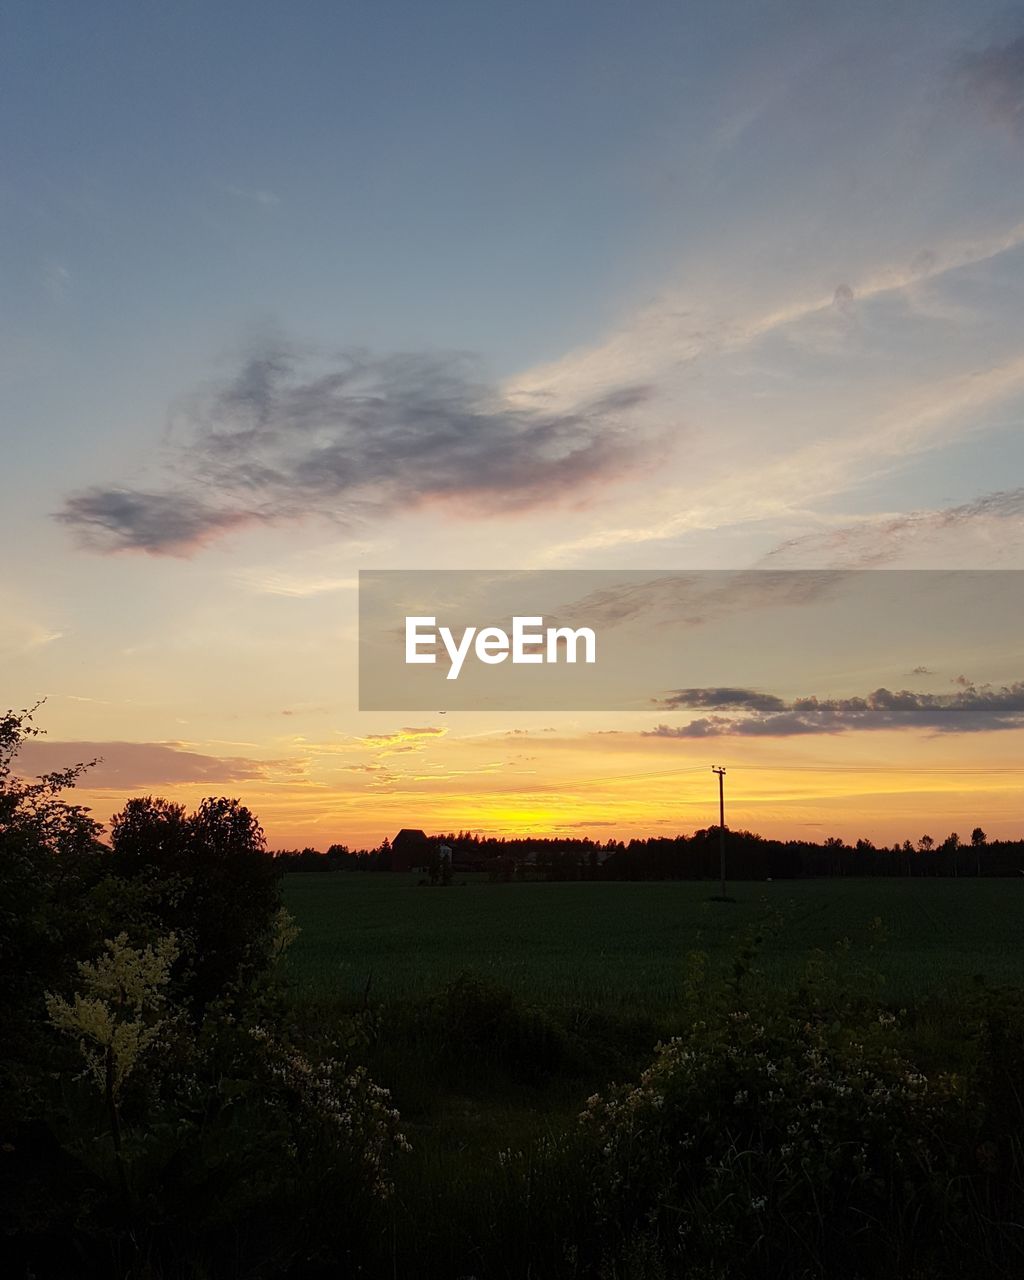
[281,874,1024,1009]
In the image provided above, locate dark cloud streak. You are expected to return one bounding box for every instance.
[656,687,788,712]
[57,345,656,555]
[646,680,1024,737]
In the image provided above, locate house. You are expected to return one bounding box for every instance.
[391,828,431,872]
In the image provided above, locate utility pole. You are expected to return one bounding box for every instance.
[712,766,727,897]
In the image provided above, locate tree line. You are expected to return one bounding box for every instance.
[273,824,1024,879]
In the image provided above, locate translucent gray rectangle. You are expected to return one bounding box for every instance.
[358,569,1024,712]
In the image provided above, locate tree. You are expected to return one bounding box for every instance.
[918,835,934,853]
[941,832,961,877]
[971,827,987,877]
[0,704,111,1243]
[110,796,189,874]
[109,794,281,1009]
[0,705,106,1058]
[326,842,352,870]
[0,702,102,856]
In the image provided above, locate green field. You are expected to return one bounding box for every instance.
[282,874,1024,1009]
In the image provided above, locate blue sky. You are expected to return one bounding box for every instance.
[6,0,1024,845]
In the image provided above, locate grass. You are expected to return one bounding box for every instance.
[281,873,1024,1012]
[276,873,1024,1278]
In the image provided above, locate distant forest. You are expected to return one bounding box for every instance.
[273,825,1024,879]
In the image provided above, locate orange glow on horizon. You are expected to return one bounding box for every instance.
[67,744,1024,851]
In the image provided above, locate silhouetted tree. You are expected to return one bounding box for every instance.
[941,831,961,877]
[110,795,280,1009]
[972,827,987,877]
[110,796,189,877]
[0,705,106,1146]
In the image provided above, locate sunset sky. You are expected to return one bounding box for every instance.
[6,0,1024,848]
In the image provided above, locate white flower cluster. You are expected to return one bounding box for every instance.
[250,1026,411,1196]
[46,931,179,1098]
[579,1009,961,1219]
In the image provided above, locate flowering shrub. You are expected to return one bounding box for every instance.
[580,1000,975,1275]
[46,932,179,1099]
[250,1025,410,1197]
[33,938,410,1268]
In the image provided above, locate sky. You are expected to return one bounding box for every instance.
[6,0,1024,848]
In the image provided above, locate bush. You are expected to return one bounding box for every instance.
[430,973,572,1079]
[571,926,1001,1280]
[581,1005,974,1277]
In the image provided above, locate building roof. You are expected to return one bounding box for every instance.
[393,828,429,845]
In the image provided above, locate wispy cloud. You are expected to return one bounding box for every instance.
[514,217,1024,410]
[523,198,1024,566]
[956,31,1024,138]
[239,572,359,597]
[760,489,1024,568]
[13,739,295,787]
[0,615,63,658]
[57,344,655,555]
[361,725,446,744]
[357,726,447,754]
[551,570,845,631]
[542,350,1024,563]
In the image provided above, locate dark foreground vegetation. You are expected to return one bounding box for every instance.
[3,705,1024,1278]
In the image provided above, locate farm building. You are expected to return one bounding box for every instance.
[391,828,431,871]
